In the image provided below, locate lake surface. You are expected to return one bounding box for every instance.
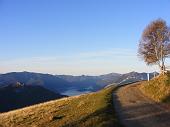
[62,89,92,96]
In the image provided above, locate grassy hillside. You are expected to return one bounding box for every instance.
[0,85,121,127]
[139,73,170,103]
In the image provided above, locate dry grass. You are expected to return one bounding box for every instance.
[139,73,170,103]
[0,86,120,127]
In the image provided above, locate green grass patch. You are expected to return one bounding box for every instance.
[139,73,170,103]
[0,86,121,127]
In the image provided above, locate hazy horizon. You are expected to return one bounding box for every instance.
[0,69,159,77]
[0,0,169,75]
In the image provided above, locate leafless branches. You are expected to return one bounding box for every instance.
[138,19,170,74]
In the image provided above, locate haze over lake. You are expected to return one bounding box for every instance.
[62,89,91,96]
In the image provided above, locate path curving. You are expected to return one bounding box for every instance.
[113,83,170,127]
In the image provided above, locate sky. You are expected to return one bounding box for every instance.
[0,0,170,75]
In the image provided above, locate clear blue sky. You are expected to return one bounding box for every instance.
[0,0,170,75]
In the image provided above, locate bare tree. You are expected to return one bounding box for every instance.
[138,19,170,74]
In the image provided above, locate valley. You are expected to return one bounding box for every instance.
[61,88,91,96]
[0,71,157,113]
[0,72,169,127]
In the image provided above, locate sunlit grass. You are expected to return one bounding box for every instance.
[0,85,120,127]
[139,72,170,103]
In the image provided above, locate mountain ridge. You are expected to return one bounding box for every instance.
[0,71,158,93]
[0,83,66,113]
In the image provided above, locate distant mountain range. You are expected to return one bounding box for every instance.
[0,71,158,93]
[56,71,158,90]
[0,71,158,112]
[0,72,70,93]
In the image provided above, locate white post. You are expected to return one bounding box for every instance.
[147,73,150,81]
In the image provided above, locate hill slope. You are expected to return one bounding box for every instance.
[139,73,170,103]
[0,86,121,127]
[0,84,65,113]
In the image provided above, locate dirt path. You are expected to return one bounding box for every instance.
[113,83,170,127]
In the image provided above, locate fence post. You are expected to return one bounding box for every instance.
[147,73,150,81]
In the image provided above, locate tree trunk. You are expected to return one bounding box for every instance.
[160,64,166,75]
[161,44,165,75]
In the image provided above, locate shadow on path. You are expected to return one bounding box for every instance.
[113,83,170,127]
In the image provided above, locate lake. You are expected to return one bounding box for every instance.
[62,89,92,96]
